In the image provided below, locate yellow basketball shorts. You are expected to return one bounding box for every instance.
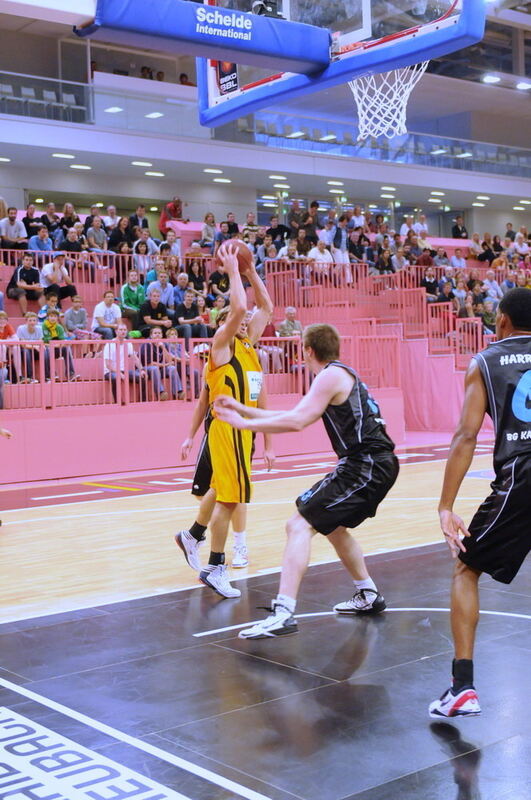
[209,418,253,504]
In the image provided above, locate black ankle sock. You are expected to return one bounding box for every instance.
[189,522,207,541]
[452,658,474,692]
[208,551,225,566]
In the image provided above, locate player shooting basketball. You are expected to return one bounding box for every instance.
[176,242,274,598]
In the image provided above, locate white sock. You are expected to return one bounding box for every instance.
[233,531,246,548]
[275,594,296,614]
[353,577,377,593]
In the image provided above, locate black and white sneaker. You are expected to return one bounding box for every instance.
[199,564,241,598]
[239,602,298,639]
[175,530,204,572]
[429,687,481,718]
[334,588,387,614]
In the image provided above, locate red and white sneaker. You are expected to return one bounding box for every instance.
[429,687,481,719]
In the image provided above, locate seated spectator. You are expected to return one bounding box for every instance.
[482,269,503,304]
[437,281,459,312]
[477,241,495,264]
[40,202,61,242]
[277,240,299,260]
[433,247,449,267]
[104,322,146,402]
[399,216,414,238]
[145,256,165,286]
[308,238,334,265]
[196,295,211,327]
[256,234,275,267]
[120,270,145,327]
[129,204,149,231]
[132,241,152,280]
[501,270,517,295]
[458,293,477,319]
[481,300,496,333]
[471,281,487,306]
[165,254,180,283]
[347,230,367,263]
[374,222,391,249]
[450,248,466,271]
[392,247,409,271]
[515,272,528,289]
[102,205,121,231]
[179,72,195,86]
[514,232,529,258]
[42,309,78,381]
[453,279,467,308]
[437,267,455,292]
[133,228,159,256]
[376,235,391,256]
[420,267,439,302]
[163,327,200,398]
[62,227,83,254]
[73,222,89,250]
[416,248,434,267]
[16,311,48,382]
[207,266,230,305]
[91,290,122,339]
[371,249,395,275]
[452,215,468,239]
[64,295,98,353]
[147,270,175,317]
[159,196,188,236]
[164,229,181,257]
[389,232,402,254]
[6,252,42,313]
[174,272,192,306]
[40,254,77,303]
[22,203,43,239]
[242,211,259,238]
[277,307,303,338]
[199,212,216,248]
[466,268,481,290]
[504,222,516,242]
[137,288,172,338]
[318,219,336,248]
[492,252,508,271]
[266,215,290,247]
[28,225,53,259]
[175,289,208,346]
[83,204,101,235]
[0,207,28,249]
[187,260,207,297]
[0,312,15,341]
[37,293,63,325]
[492,234,503,254]
[408,235,422,260]
[468,233,482,258]
[139,326,183,400]
[86,216,108,252]
[59,203,80,240]
[209,295,226,327]
[225,212,239,236]
[108,217,132,252]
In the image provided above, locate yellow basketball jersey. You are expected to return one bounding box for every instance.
[206,336,263,413]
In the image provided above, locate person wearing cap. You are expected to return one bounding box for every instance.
[39,253,77,303]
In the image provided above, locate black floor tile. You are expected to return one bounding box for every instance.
[0,605,108,634]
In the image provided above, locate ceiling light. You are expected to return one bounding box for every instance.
[263,203,277,207]
[380,186,396,191]
[329,189,343,194]
[476,195,490,200]
[368,204,377,209]
[269,174,286,180]
[395,201,401,208]
[286,130,305,138]
[428,198,441,203]
[52,153,75,159]
[516,81,531,91]
[204,168,223,174]
[444,205,451,212]
[430,191,445,196]
[273,183,290,188]
[327,180,344,186]
[455,152,473,158]
[145,112,164,119]
[132,160,153,167]
[149,206,159,211]
[340,196,347,202]
[104,106,123,113]
[430,148,447,155]
[482,74,501,84]
[472,202,485,207]
[34,197,44,203]
[513,206,525,211]
[317,206,327,211]
[95,202,104,208]
[145,170,165,176]
[519,200,531,205]
[380,193,395,199]
[320,134,337,142]
[0,157,11,162]
[262,195,276,200]
[213,177,232,183]
[70,164,91,170]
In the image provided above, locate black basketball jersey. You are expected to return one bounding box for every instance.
[475,335,531,472]
[322,361,395,459]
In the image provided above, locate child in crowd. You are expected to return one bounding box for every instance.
[63,295,101,357]
[42,309,79,381]
[37,293,63,324]
[209,295,226,327]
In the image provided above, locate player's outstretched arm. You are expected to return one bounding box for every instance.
[211,243,247,367]
[244,265,274,345]
[439,359,487,557]
[215,369,336,433]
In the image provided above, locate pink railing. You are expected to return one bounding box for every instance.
[428,302,456,354]
[454,318,484,370]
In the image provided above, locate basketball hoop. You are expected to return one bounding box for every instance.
[348,61,429,140]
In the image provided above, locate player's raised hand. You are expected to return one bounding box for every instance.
[181,437,193,460]
[217,242,239,274]
[439,509,470,558]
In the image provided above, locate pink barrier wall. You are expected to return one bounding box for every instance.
[2,388,404,484]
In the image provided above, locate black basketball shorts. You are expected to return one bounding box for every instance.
[459,455,531,584]
[190,432,256,498]
[295,453,399,536]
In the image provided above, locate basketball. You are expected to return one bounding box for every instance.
[215,240,253,274]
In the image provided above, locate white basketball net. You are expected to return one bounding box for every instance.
[348,61,429,140]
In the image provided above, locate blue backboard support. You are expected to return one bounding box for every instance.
[74,0,331,74]
[197,0,486,127]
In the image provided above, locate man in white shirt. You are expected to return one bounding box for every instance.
[0,207,28,249]
[92,290,122,339]
[163,229,181,257]
[482,269,503,305]
[307,239,334,264]
[391,247,410,271]
[102,205,120,230]
[40,254,77,303]
[413,214,428,236]
[104,322,145,402]
[400,216,415,238]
